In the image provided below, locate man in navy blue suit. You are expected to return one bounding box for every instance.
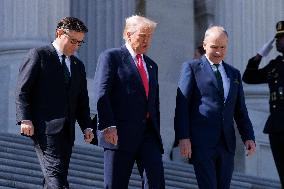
[94,15,165,189]
[174,26,256,189]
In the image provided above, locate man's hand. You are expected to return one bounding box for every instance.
[84,128,94,143]
[245,140,256,156]
[20,120,34,136]
[103,127,118,145]
[179,139,192,158]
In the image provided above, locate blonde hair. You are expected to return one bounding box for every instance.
[123,15,157,41]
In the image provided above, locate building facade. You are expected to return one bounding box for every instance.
[1,0,284,180]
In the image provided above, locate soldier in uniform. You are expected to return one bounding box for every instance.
[242,21,284,188]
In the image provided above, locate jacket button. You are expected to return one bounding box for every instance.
[142,119,146,124]
[273,105,276,108]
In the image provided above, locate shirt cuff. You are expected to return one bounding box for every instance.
[21,120,32,123]
[102,126,116,131]
[84,128,93,133]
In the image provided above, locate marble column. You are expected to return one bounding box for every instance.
[70,0,136,78]
[0,0,71,133]
[214,0,284,180]
[70,0,137,145]
[146,0,194,159]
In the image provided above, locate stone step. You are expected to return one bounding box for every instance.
[0,164,142,189]
[0,177,41,189]
[0,133,282,189]
[0,152,198,189]
[0,141,199,180]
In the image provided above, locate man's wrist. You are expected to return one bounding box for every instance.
[84,128,93,132]
[21,120,32,124]
[102,126,116,132]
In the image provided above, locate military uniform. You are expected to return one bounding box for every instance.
[242,21,284,188]
[243,55,284,134]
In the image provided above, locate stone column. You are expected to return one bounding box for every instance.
[70,0,136,78]
[146,0,194,159]
[70,0,137,145]
[0,0,71,133]
[194,0,215,46]
[214,0,284,180]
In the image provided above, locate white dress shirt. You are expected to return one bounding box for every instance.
[52,41,71,75]
[125,43,149,79]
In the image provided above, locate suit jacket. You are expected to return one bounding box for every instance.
[15,44,91,142]
[175,56,255,153]
[243,55,284,134]
[94,45,163,152]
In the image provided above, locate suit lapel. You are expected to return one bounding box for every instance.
[48,44,75,91]
[201,56,219,90]
[145,57,155,100]
[48,44,62,66]
[69,56,78,88]
[121,46,147,98]
[223,63,232,103]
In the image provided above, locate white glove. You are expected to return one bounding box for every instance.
[257,38,275,57]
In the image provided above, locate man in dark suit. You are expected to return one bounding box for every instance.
[174,26,256,189]
[243,21,284,188]
[94,15,165,189]
[15,17,94,189]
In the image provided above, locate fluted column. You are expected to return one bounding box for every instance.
[70,0,137,145]
[0,0,71,52]
[70,0,136,78]
[146,0,194,159]
[0,0,71,133]
[194,0,215,46]
[214,0,284,180]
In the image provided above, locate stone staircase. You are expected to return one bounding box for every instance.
[0,133,281,189]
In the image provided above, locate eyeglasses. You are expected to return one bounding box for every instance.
[63,32,85,46]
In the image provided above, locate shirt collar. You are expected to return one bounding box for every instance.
[52,41,67,58]
[205,54,223,66]
[125,42,144,60]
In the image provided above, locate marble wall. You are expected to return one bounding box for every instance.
[213,0,284,179]
[0,0,71,133]
[146,0,194,159]
[1,0,284,181]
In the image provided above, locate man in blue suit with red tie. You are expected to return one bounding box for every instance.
[94,15,165,189]
[174,26,256,189]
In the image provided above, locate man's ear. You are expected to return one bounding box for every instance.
[202,41,206,49]
[126,32,132,41]
[56,29,64,38]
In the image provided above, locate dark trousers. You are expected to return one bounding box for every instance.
[192,136,234,189]
[33,126,73,189]
[269,134,284,188]
[103,120,165,189]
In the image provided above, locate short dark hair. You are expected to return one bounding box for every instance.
[56,17,88,33]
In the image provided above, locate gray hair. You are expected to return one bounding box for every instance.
[123,15,157,41]
[203,25,228,42]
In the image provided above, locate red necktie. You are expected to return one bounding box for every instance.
[136,54,149,98]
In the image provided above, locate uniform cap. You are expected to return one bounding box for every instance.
[275,21,284,38]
